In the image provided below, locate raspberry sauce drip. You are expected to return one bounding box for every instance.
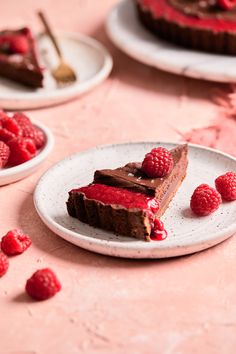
[150,218,168,241]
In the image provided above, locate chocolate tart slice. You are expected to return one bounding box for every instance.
[67,144,188,240]
[0,27,43,88]
[94,144,188,218]
[67,184,160,241]
[137,0,236,55]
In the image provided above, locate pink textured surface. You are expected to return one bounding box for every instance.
[0,1,236,353]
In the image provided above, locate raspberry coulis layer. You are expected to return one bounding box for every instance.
[140,0,236,31]
[76,183,160,212]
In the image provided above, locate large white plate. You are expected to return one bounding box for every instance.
[34,142,236,259]
[0,32,113,110]
[0,121,54,185]
[106,0,236,83]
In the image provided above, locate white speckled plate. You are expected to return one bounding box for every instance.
[106,0,236,83]
[0,32,113,110]
[0,121,54,186]
[34,142,236,259]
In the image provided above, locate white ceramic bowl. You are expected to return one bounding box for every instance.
[0,121,54,186]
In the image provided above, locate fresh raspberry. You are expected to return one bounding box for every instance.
[1,229,32,256]
[13,112,45,149]
[142,147,174,178]
[215,172,236,201]
[25,268,61,301]
[0,110,7,120]
[9,35,29,54]
[190,184,222,216]
[8,137,36,166]
[13,112,31,127]
[218,0,236,10]
[21,125,45,149]
[0,141,10,167]
[0,251,9,277]
[0,117,22,143]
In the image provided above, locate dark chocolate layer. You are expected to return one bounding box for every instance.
[95,144,187,192]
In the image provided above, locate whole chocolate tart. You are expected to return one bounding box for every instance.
[67,144,188,241]
[137,0,236,54]
[0,27,43,88]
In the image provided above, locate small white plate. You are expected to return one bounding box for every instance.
[106,0,236,83]
[0,32,113,110]
[34,142,236,259]
[0,121,54,185]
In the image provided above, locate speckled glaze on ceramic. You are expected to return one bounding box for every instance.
[34,142,236,259]
[0,32,113,110]
[0,121,54,186]
[106,0,236,83]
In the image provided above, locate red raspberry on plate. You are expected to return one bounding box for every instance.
[25,268,62,301]
[9,35,29,54]
[8,137,36,166]
[13,112,45,149]
[0,116,22,143]
[190,184,222,216]
[1,229,32,256]
[215,172,236,201]
[0,141,10,167]
[218,0,236,10]
[142,147,174,178]
[0,251,9,277]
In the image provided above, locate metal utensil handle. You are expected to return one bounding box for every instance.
[38,11,62,58]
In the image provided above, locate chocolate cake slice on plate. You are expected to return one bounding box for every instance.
[0,27,43,88]
[67,144,188,241]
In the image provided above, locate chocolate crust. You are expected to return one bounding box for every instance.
[67,191,151,240]
[136,2,236,55]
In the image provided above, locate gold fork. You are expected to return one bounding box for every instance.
[38,11,77,86]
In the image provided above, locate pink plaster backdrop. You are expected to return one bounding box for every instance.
[0,0,236,353]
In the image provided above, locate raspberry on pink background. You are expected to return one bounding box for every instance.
[1,229,32,256]
[142,147,174,178]
[0,251,9,277]
[190,184,222,216]
[215,172,236,201]
[25,268,62,301]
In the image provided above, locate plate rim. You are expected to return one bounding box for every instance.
[106,0,236,83]
[0,31,113,108]
[33,141,236,258]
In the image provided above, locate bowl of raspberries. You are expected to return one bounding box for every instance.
[0,110,54,185]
